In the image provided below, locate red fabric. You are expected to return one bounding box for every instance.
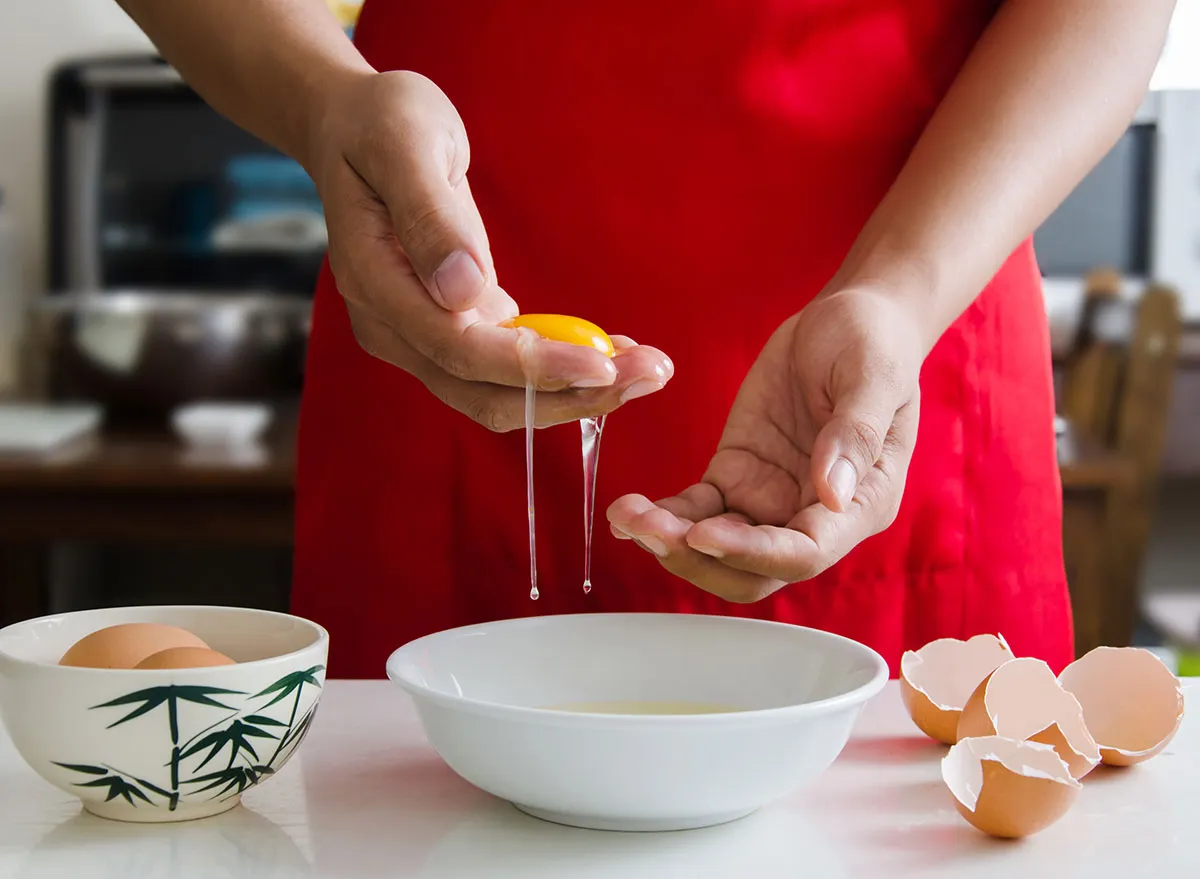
[293,0,1073,678]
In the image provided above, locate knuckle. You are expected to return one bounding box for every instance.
[427,337,474,380]
[463,395,512,433]
[398,201,457,256]
[855,471,904,531]
[846,417,887,464]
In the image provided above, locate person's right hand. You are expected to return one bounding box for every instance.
[305,70,673,431]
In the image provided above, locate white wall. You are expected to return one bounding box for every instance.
[0,1,151,293]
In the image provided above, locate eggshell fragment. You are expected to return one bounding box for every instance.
[135,646,236,670]
[943,736,1081,839]
[957,658,1100,779]
[899,634,1013,744]
[59,623,210,669]
[1059,646,1184,766]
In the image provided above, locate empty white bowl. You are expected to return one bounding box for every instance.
[0,606,328,823]
[171,402,272,448]
[386,613,887,831]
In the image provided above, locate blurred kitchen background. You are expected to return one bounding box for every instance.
[0,2,1198,667]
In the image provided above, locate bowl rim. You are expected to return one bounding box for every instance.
[0,605,329,675]
[386,613,889,726]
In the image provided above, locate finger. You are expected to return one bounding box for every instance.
[809,378,904,514]
[608,496,784,603]
[683,513,844,582]
[609,344,674,403]
[350,311,673,431]
[330,172,619,390]
[652,483,725,522]
[607,493,673,538]
[350,79,490,312]
[688,403,918,581]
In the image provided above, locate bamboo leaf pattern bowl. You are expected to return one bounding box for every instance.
[0,606,328,823]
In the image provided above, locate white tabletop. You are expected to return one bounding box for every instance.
[2,680,1197,878]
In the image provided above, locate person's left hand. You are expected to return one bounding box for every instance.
[606,287,925,602]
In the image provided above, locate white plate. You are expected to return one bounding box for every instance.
[0,404,102,453]
[387,613,887,832]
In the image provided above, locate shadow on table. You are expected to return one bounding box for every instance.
[300,749,850,879]
[13,803,313,879]
[836,734,947,766]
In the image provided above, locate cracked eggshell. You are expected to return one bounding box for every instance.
[943,736,1081,839]
[899,634,1014,745]
[1059,646,1184,767]
[957,657,1100,779]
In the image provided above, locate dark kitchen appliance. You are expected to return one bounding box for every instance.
[47,53,326,295]
[43,54,322,414]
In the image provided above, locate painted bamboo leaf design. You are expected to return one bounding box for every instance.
[179,719,279,771]
[252,667,325,709]
[242,714,288,729]
[52,762,108,776]
[280,705,318,754]
[93,686,244,730]
[77,776,152,806]
[56,666,322,812]
[184,765,266,800]
[257,665,325,767]
[53,763,173,806]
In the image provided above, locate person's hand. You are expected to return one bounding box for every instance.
[607,288,923,602]
[306,71,672,430]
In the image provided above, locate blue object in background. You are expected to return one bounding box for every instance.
[225,155,318,193]
[223,154,323,222]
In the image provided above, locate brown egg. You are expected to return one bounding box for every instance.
[899,634,1013,745]
[957,657,1099,779]
[59,623,210,669]
[943,736,1081,838]
[1058,646,1184,767]
[135,646,236,670]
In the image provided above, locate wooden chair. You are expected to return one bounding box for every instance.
[1060,271,1183,648]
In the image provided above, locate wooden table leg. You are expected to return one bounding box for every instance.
[0,542,50,627]
[1063,492,1106,657]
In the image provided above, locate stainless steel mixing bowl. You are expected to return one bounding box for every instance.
[28,291,311,413]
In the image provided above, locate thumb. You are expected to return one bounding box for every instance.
[371,129,489,312]
[810,381,901,514]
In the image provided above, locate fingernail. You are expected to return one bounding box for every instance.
[692,544,724,559]
[431,251,484,310]
[828,457,858,509]
[571,376,614,389]
[611,525,634,540]
[620,380,663,404]
[632,535,668,557]
[655,356,674,381]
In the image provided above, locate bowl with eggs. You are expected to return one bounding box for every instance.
[386,613,888,831]
[0,605,328,823]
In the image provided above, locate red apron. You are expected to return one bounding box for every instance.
[293,0,1074,678]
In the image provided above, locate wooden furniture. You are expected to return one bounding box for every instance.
[1160,322,1200,475]
[1058,276,1184,652]
[0,410,296,628]
[1058,431,1137,655]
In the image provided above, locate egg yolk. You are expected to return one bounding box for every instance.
[501,314,615,357]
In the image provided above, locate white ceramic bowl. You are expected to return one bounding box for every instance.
[387,613,887,831]
[171,402,272,448]
[0,606,328,824]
